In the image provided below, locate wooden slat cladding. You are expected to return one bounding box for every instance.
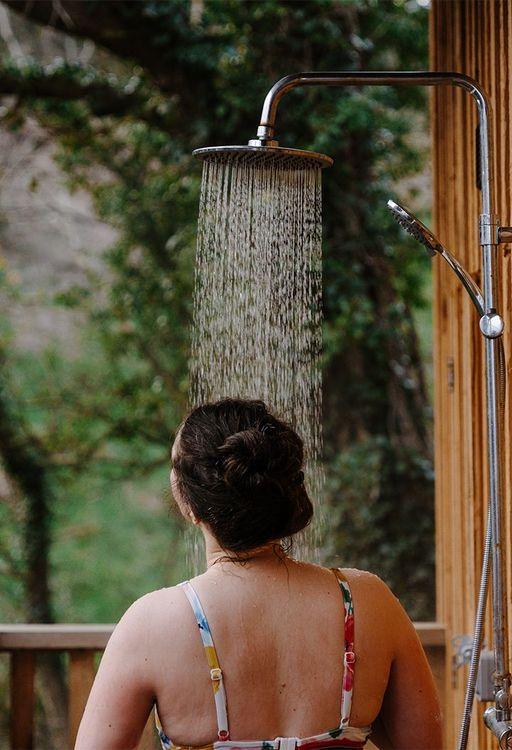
[430,2,512,748]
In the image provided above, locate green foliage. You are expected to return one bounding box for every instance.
[0,0,434,622]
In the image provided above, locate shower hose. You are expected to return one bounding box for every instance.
[457,337,507,750]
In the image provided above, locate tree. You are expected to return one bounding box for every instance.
[0,3,434,742]
[0,0,433,621]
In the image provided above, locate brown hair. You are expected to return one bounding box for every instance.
[172,397,313,555]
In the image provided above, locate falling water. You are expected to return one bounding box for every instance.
[186,156,326,574]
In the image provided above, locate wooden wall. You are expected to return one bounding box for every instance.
[430,2,512,748]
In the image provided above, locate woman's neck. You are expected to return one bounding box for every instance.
[202,529,290,571]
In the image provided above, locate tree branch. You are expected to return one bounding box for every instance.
[3,0,218,96]
[0,59,176,130]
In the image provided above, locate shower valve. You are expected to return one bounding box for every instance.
[483,706,512,748]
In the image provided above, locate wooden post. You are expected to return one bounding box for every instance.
[68,650,95,747]
[10,651,36,750]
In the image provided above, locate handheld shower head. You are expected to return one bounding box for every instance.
[387,199,439,257]
[194,144,332,170]
[387,198,484,316]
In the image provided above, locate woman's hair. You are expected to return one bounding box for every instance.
[171,397,313,556]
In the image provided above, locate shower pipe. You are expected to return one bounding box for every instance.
[248,71,511,747]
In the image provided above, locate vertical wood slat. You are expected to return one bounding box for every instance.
[68,651,96,747]
[430,1,512,748]
[10,651,36,750]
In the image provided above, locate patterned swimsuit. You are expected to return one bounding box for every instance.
[155,567,373,749]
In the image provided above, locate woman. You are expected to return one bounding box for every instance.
[76,397,443,750]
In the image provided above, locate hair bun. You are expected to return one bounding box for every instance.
[217,427,275,489]
[174,398,313,552]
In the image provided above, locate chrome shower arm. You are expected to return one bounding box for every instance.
[251,71,495,244]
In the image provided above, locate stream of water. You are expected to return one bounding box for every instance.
[186,156,326,573]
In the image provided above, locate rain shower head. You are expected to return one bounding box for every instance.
[193,144,333,169]
[387,199,439,257]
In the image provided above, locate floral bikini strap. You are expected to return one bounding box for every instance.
[179,581,230,741]
[331,568,356,728]
[179,574,353,739]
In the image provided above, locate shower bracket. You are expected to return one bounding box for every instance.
[480,311,504,339]
[479,214,500,246]
[480,214,512,248]
[499,227,512,244]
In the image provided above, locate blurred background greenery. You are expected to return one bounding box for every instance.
[0,0,433,742]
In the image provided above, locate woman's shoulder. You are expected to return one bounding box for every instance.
[119,568,401,631]
[338,567,393,594]
[114,583,191,634]
[323,564,392,592]
[333,567,403,628]
[298,562,400,614]
[337,566,399,596]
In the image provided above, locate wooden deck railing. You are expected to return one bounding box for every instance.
[0,622,446,750]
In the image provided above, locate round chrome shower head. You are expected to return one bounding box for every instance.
[193,145,333,169]
[387,199,441,257]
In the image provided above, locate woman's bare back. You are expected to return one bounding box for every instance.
[149,559,399,744]
[75,556,443,750]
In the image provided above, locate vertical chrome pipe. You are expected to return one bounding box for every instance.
[474,96,511,721]
[249,69,511,733]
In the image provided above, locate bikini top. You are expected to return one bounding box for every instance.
[154,567,373,750]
